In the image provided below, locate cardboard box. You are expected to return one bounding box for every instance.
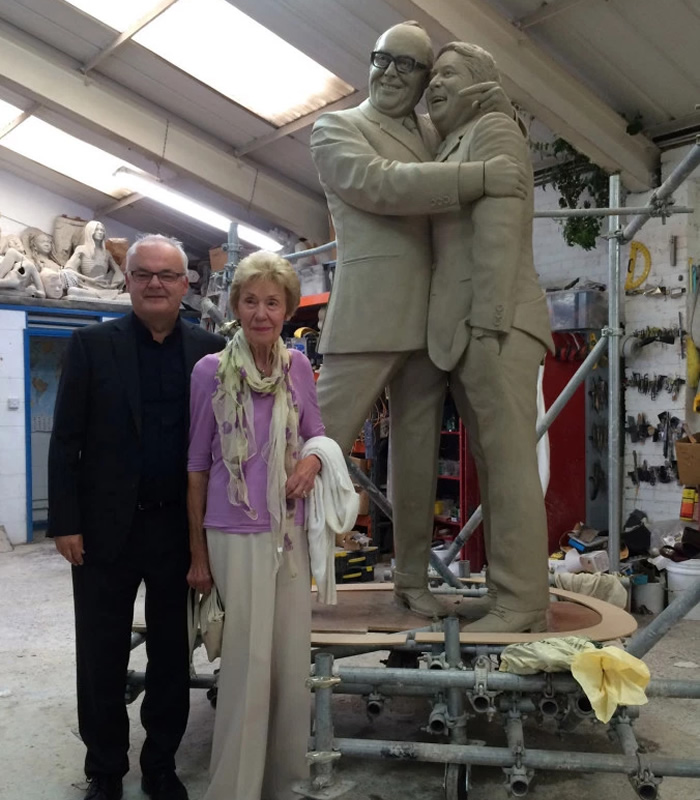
[356,489,370,516]
[350,457,369,474]
[208,246,227,272]
[676,433,700,486]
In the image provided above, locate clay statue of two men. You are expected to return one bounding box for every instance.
[311,22,553,633]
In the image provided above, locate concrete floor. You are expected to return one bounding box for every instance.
[2,537,700,800]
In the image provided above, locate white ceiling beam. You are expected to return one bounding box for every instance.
[0,24,329,242]
[385,0,659,191]
[82,0,180,74]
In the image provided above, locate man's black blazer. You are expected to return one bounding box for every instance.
[48,312,225,563]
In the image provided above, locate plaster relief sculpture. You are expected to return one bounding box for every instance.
[310,21,525,618]
[427,43,554,633]
[0,229,45,297]
[65,221,125,289]
[0,247,46,297]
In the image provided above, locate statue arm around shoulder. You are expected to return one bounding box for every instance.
[311,113,462,217]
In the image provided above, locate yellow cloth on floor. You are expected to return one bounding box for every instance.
[554,571,628,608]
[499,636,596,674]
[570,646,650,723]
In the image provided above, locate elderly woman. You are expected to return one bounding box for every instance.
[187,251,324,800]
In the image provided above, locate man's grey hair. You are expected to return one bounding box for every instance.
[125,233,188,273]
[436,41,500,85]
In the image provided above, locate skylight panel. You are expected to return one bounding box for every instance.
[0,99,23,129]
[1,118,141,198]
[62,0,147,33]
[64,0,354,126]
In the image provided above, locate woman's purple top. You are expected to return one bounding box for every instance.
[188,348,325,533]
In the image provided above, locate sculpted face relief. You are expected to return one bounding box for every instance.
[369,25,431,119]
[427,50,479,137]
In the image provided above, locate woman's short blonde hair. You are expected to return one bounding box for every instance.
[229,250,301,316]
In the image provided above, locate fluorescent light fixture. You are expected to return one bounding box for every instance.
[0,99,22,129]
[64,0,354,126]
[1,117,140,198]
[115,167,283,251]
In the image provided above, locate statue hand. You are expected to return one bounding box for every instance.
[472,327,502,354]
[458,82,514,118]
[484,155,527,199]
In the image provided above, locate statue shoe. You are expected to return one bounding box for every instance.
[393,587,450,618]
[455,595,493,621]
[460,605,547,634]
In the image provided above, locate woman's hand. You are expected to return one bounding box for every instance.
[286,454,322,500]
[187,556,213,595]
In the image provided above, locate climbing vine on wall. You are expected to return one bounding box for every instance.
[536,138,610,251]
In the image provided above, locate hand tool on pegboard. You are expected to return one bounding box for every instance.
[625,241,652,291]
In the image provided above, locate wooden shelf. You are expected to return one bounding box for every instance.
[299,292,330,307]
[437,474,460,481]
[435,516,461,526]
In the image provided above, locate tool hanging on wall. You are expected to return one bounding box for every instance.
[624,241,652,291]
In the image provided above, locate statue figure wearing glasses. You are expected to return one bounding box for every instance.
[310,21,527,618]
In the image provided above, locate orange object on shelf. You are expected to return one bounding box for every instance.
[299,292,330,307]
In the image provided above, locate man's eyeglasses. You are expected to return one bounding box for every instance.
[128,269,185,284]
[370,51,428,75]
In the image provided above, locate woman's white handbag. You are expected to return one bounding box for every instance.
[199,585,225,662]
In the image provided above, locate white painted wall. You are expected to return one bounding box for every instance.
[0,168,140,241]
[0,308,27,545]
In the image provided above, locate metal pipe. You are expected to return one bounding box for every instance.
[332,737,700,777]
[505,712,531,797]
[607,174,622,572]
[126,670,216,690]
[310,652,337,792]
[622,140,700,243]
[444,617,468,747]
[534,206,692,219]
[613,715,661,800]
[626,577,700,658]
[282,241,337,261]
[442,333,609,565]
[335,665,700,700]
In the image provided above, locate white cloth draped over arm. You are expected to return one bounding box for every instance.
[301,436,360,604]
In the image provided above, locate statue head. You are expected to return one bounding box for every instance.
[427,42,500,138]
[369,22,433,119]
[0,233,24,255]
[28,231,54,257]
[39,269,65,300]
[85,220,106,245]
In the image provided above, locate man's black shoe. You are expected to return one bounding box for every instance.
[84,776,123,800]
[141,771,189,800]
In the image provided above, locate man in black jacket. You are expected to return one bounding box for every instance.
[49,234,224,800]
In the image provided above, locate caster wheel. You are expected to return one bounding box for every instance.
[444,763,469,800]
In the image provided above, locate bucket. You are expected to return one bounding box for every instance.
[665,559,700,621]
[632,581,665,615]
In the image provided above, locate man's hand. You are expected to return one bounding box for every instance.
[55,534,85,566]
[285,454,322,500]
[187,557,213,595]
[458,82,514,118]
[484,155,527,199]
